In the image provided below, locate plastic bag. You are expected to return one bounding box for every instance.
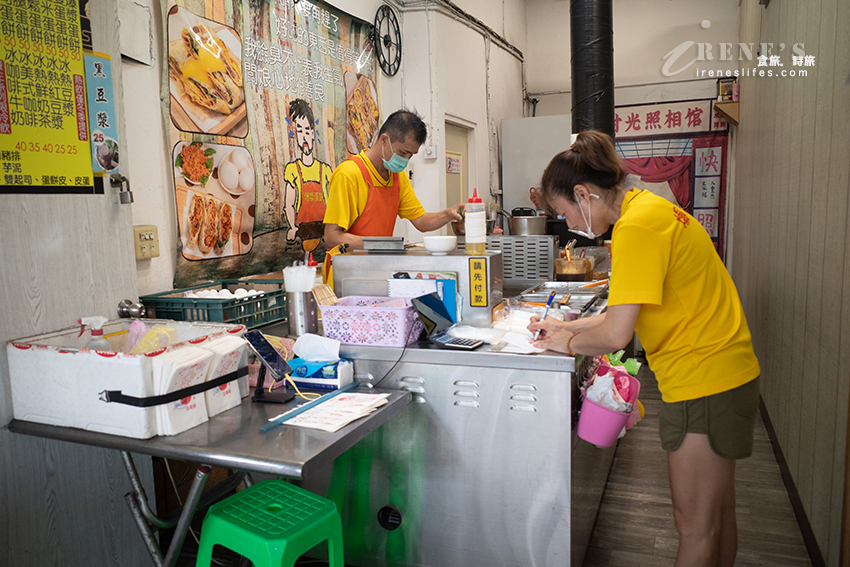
[128,324,178,354]
[585,374,632,413]
[124,319,150,353]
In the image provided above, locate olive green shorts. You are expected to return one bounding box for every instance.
[659,377,760,460]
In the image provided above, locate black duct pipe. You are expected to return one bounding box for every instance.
[570,0,615,138]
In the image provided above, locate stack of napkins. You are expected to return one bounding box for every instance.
[283,393,390,433]
[201,336,248,417]
[152,346,213,436]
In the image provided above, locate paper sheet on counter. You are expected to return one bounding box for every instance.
[269,393,390,433]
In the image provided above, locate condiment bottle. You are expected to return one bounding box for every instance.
[464,187,486,255]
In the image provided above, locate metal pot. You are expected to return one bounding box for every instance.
[509,207,547,235]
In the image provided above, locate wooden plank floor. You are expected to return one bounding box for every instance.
[582,365,813,567]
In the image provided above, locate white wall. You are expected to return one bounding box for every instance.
[122,0,173,295]
[525,0,739,116]
[121,0,172,295]
[395,2,526,242]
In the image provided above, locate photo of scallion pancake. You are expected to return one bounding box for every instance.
[168,30,244,116]
[166,8,245,136]
[183,24,242,89]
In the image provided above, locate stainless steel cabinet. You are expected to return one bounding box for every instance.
[299,346,615,567]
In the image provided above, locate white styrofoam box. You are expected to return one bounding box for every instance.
[6,319,246,439]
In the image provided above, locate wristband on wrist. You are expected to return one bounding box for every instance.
[566,333,577,356]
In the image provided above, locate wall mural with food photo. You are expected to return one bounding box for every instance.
[162,0,379,287]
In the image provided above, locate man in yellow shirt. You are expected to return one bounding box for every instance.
[323,110,463,249]
[322,110,463,282]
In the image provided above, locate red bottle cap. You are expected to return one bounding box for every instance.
[468,187,482,203]
[307,252,318,267]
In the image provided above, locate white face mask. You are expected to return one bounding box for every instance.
[569,193,600,239]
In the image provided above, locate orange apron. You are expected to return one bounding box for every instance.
[296,161,326,224]
[323,155,400,285]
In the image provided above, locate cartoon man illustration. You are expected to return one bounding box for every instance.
[283,98,331,244]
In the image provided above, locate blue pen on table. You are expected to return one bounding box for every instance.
[533,291,557,341]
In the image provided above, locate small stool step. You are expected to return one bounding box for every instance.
[195,479,344,567]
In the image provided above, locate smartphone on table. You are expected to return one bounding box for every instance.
[243,330,295,404]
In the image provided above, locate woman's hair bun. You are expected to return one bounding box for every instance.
[540,130,624,204]
[571,131,622,181]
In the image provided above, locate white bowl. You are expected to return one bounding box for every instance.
[422,235,458,255]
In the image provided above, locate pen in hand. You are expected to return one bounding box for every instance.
[533,291,557,341]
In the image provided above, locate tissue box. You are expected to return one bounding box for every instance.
[6,319,247,439]
[287,358,353,390]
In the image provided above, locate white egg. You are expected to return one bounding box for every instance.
[246,290,259,296]
[219,160,240,190]
[229,149,249,171]
[234,288,249,297]
[238,167,255,191]
[196,290,209,298]
[218,289,234,298]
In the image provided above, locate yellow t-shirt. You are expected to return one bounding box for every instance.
[283,159,331,211]
[608,189,760,403]
[323,151,426,231]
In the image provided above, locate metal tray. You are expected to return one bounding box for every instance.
[518,281,608,312]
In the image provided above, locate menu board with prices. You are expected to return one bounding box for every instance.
[83,52,118,175]
[0,0,98,194]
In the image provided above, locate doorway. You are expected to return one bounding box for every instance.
[445,122,470,211]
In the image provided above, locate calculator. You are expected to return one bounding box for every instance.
[431,332,484,350]
[411,292,484,351]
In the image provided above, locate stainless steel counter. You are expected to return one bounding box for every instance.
[8,386,411,479]
[339,342,575,373]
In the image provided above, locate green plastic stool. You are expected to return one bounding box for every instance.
[195,479,344,567]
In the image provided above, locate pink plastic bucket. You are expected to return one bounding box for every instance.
[576,375,641,447]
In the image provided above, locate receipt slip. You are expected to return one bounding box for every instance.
[283,393,390,433]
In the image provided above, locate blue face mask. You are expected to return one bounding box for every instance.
[382,138,410,173]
